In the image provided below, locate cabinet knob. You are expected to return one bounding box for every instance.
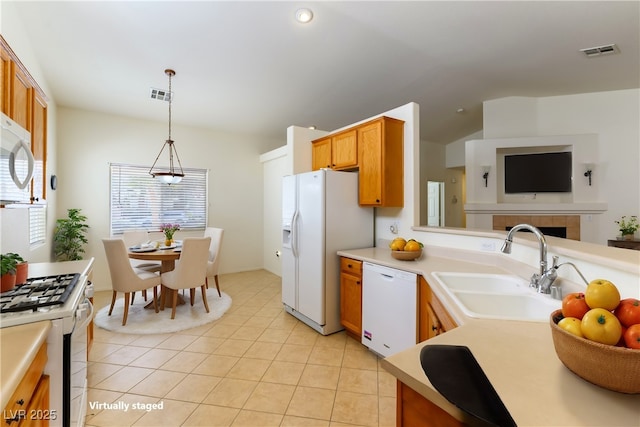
[347,264,352,268]
[431,325,438,332]
[16,399,24,406]
[376,199,380,203]
[356,281,361,285]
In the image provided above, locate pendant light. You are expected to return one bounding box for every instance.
[149,69,184,184]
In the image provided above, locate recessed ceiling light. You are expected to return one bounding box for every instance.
[456,108,465,114]
[295,8,313,24]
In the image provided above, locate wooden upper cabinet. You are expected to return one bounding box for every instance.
[311,129,358,171]
[10,63,32,131]
[0,44,10,115]
[358,116,404,207]
[311,136,332,170]
[32,91,48,202]
[331,129,357,170]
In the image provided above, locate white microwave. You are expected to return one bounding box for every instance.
[1,113,34,204]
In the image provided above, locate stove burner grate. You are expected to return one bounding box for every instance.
[0,273,80,313]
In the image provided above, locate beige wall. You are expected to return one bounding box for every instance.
[56,108,273,290]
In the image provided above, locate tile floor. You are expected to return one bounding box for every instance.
[86,270,397,426]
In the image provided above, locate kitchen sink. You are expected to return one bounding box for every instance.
[430,272,561,322]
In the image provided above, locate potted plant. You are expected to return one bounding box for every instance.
[614,215,639,240]
[54,208,89,261]
[1,253,18,292]
[4,253,28,285]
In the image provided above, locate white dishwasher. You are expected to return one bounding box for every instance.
[361,262,417,357]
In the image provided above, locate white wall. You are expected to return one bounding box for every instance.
[466,89,639,244]
[57,108,272,290]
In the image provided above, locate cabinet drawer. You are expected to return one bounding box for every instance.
[3,342,47,424]
[340,257,362,274]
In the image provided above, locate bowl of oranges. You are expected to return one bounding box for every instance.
[389,237,423,260]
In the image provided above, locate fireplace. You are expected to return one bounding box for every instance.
[494,215,580,240]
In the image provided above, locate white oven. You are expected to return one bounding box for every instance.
[1,267,93,427]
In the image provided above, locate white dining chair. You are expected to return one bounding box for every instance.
[122,230,162,272]
[204,227,224,297]
[160,237,211,319]
[102,238,161,325]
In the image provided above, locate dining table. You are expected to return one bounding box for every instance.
[127,245,184,308]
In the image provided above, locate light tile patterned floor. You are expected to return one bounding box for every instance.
[86,270,396,426]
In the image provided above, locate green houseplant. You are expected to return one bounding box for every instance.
[1,253,19,292]
[614,215,639,240]
[3,253,28,285]
[54,208,89,261]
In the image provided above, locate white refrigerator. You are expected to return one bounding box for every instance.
[282,169,374,335]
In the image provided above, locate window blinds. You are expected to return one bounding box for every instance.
[110,163,207,236]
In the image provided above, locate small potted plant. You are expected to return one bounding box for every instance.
[1,253,18,292]
[160,223,180,246]
[614,215,639,240]
[5,253,28,285]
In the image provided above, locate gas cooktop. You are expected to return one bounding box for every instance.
[0,273,80,313]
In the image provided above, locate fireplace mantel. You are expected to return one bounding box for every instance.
[464,202,608,215]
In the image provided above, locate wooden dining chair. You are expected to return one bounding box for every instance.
[160,237,211,319]
[204,227,224,297]
[102,238,161,325]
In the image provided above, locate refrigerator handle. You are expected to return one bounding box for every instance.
[291,210,299,258]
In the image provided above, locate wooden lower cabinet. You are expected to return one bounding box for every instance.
[3,342,50,427]
[419,276,457,341]
[397,381,463,427]
[339,257,363,340]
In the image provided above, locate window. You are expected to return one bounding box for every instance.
[110,163,207,236]
[29,205,46,245]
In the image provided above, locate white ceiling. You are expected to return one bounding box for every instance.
[7,1,640,149]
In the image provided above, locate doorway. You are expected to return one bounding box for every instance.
[427,181,445,227]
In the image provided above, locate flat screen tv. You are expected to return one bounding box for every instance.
[504,152,572,193]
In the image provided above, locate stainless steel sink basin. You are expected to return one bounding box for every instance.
[430,272,561,322]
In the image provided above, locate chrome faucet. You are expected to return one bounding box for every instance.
[500,224,558,295]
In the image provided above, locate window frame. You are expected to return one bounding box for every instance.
[109,163,208,236]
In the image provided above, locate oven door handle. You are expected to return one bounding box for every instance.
[75,297,94,331]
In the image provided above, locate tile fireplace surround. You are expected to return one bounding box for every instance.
[492,215,580,240]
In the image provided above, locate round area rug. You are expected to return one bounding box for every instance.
[93,288,232,334]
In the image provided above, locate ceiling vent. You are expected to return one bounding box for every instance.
[580,44,620,57]
[149,87,172,102]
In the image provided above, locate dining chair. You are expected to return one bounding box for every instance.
[204,227,224,297]
[102,238,161,325]
[160,237,211,319]
[122,230,162,271]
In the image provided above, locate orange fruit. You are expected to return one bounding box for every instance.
[404,240,421,251]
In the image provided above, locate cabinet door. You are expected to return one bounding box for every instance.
[332,129,357,170]
[311,137,332,171]
[0,44,10,115]
[10,63,32,130]
[31,91,47,202]
[340,272,362,337]
[358,120,384,205]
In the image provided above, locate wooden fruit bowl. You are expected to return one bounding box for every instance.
[549,309,640,394]
[391,249,422,261]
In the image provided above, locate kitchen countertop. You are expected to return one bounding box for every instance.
[29,259,94,279]
[0,321,51,409]
[337,246,640,426]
